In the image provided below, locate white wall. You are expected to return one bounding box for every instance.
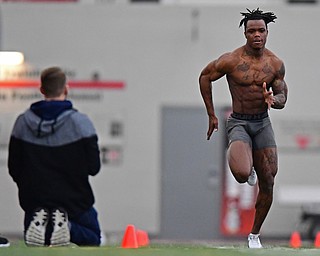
[1,2,320,239]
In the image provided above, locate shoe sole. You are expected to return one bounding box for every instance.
[25,209,49,247]
[50,209,70,246]
[25,225,46,246]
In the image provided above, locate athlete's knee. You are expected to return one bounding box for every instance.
[259,172,275,193]
[234,174,247,183]
[230,168,251,184]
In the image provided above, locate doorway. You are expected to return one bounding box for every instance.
[160,106,227,239]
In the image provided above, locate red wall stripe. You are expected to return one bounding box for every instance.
[0,80,125,89]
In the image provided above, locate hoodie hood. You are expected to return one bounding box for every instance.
[25,100,75,137]
[31,100,73,120]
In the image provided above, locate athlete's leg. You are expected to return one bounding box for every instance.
[227,140,253,183]
[251,147,278,234]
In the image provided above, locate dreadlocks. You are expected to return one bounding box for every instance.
[239,8,277,28]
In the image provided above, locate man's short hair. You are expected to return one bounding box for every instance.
[40,67,66,97]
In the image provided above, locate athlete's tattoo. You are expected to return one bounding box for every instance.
[277,63,285,77]
[262,63,272,74]
[265,150,277,166]
[237,62,250,72]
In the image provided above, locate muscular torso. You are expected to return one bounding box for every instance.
[224,46,280,114]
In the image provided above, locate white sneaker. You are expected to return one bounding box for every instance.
[0,236,10,247]
[100,231,107,246]
[247,168,257,186]
[50,209,70,246]
[248,233,263,248]
[25,208,49,246]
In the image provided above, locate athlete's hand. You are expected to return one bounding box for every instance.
[207,115,218,140]
[263,82,275,110]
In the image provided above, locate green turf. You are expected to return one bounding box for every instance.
[1,241,320,256]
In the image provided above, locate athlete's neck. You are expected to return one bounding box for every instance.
[244,45,264,59]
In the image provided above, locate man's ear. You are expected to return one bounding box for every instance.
[64,85,69,96]
[40,86,45,95]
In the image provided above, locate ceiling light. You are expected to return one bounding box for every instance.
[0,51,24,65]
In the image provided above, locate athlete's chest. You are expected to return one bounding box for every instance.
[229,59,275,86]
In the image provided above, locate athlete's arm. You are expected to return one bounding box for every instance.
[199,55,229,140]
[269,61,288,109]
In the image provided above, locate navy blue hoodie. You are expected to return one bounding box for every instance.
[8,100,100,218]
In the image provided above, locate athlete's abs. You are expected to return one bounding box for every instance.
[228,81,269,114]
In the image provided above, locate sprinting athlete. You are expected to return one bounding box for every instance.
[199,8,288,248]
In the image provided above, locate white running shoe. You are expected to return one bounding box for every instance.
[248,233,263,248]
[247,168,257,186]
[50,209,70,246]
[100,231,107,246]
[0,236,10,247]
[25,208,49,246]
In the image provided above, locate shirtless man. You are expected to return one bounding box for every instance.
[199,8,288,248]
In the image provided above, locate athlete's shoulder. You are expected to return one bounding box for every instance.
[215,47,242,72]
[265,48,284,65]
[218,47,242,61]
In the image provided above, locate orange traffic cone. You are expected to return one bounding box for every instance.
[121,224,139,248]
[314,232,320,248]
[136,229,150,247]
[290,231,302,248]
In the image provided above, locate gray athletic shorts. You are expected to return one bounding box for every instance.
[226,112,277,150]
